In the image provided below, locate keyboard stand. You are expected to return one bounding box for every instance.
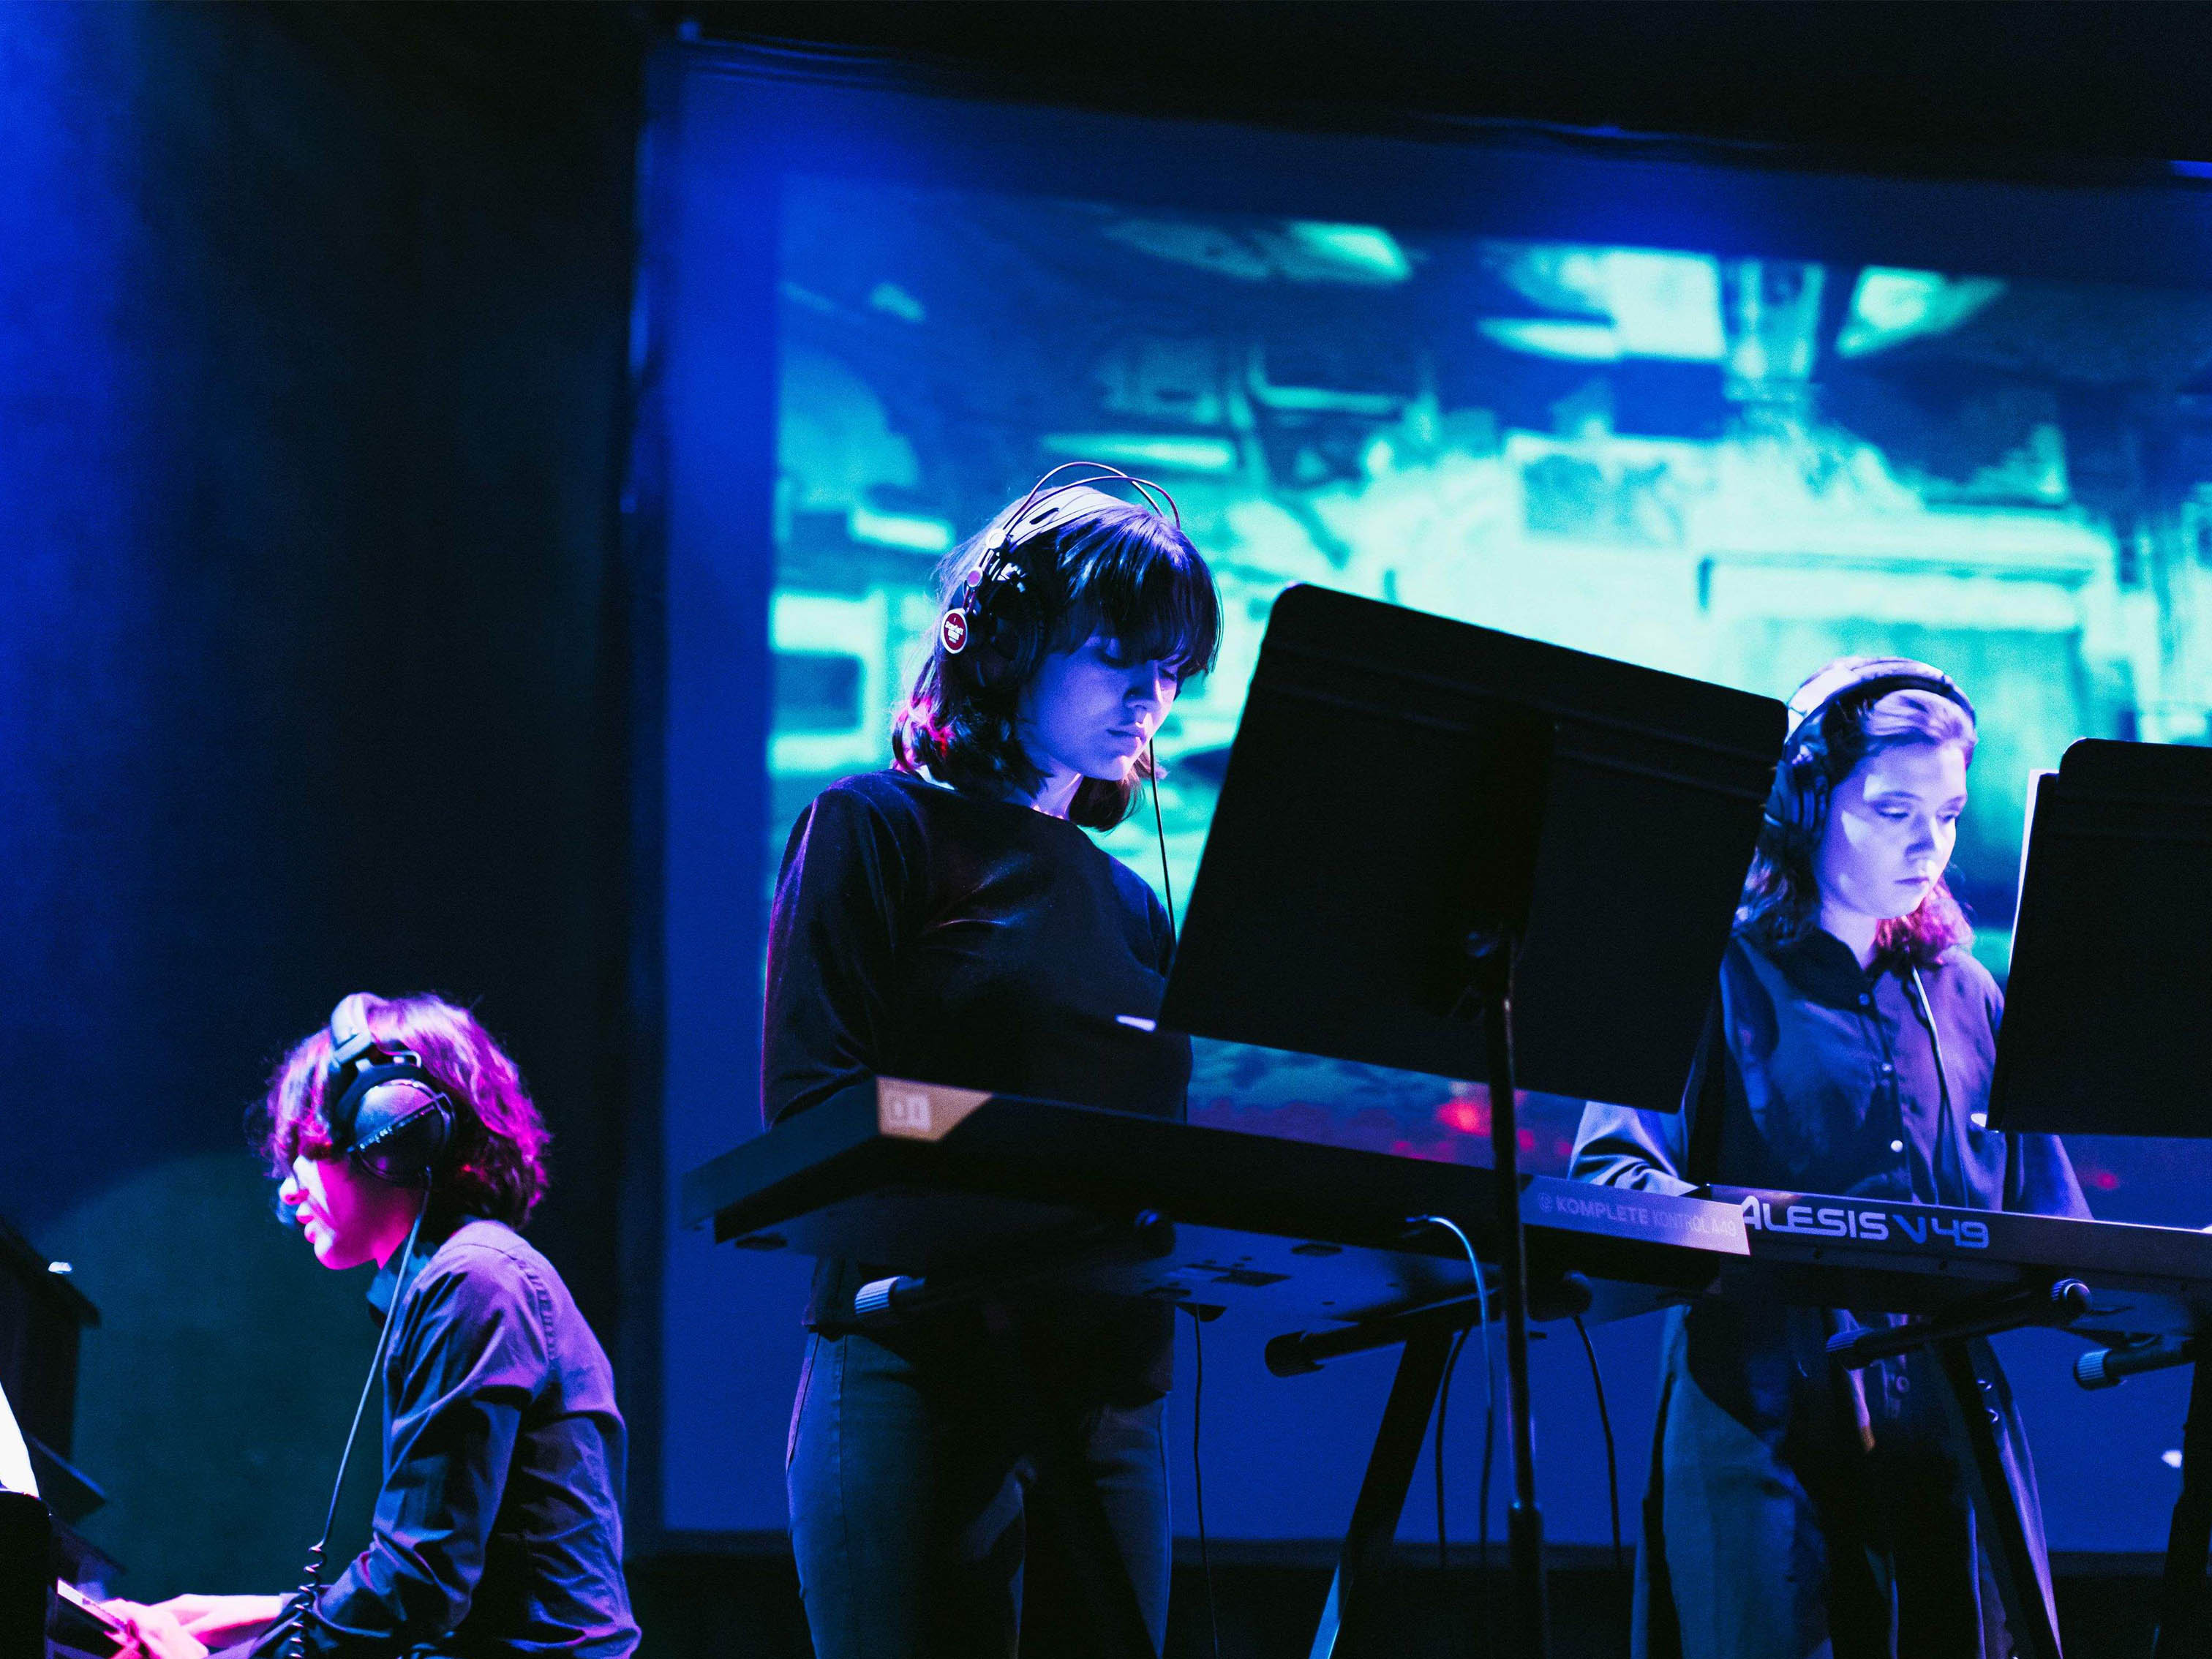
[1828,1280,2091,1659]
[1933,1338,2063,1659]
[1304,1328,1456,1659]
[1270,1273,1600,1657]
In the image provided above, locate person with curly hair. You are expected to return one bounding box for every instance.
[103,993,637,1659]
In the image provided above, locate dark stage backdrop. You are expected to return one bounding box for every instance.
[645,41,2212,1556]
[0,2,641,1597]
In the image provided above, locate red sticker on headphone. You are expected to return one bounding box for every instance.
[941,609,970,654]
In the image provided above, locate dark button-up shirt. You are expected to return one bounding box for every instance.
[1573,930,2086,1216]
[280,1218,638,1659]
[1571,930,2086,1657]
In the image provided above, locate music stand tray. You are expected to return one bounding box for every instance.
[1161,584,1783,1653]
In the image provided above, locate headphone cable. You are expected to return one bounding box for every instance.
[274,1191,432,1658]
[1148,743,1177,944]
[1906,964,1965,1205]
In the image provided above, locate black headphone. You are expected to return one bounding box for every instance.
[1759,655,1977,858]
[320,993,454,1188]
[938,461,1182,685]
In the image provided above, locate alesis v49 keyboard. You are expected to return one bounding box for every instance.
[1715,1184,2212,1344]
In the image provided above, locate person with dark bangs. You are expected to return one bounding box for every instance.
[765,471,1220,1659]
[100,994,636,1659]
[1573,659,2087,1659]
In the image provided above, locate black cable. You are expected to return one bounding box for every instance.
[1572,1314,1624,1580]
[275,1194,431,1659]
[1406,1214,1494,1652]
[1148,747,1192,1128]
[1148,745,1177,944]
[1906,966,1952,1116]
[1436,1327,1471,1570]
[1907,963,1966,1205]
[1478,1392,1496,1659]
[1185,1306,1221,1659]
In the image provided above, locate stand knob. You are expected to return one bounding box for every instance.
[2075,1334,2196,1391]
[853,1275,918,1326]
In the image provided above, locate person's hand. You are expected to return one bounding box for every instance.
[157,1594,287,1646]
[97,1600,208,1659]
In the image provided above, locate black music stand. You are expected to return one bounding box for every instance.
[1986,737,2212,1657]
[1160,585,1783,1655]
[1988,738,2212,1140]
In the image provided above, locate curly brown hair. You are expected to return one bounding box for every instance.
[249,993,551,1228]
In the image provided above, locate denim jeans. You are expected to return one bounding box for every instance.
[786,1328,1170,1659]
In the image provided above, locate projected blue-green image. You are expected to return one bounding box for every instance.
[770,175,2212,1206]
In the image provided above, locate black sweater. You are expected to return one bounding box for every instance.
[761,769,1192,1393]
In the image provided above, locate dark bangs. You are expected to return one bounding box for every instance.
[1044,505,1221,680]
[893,494,1222,830]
